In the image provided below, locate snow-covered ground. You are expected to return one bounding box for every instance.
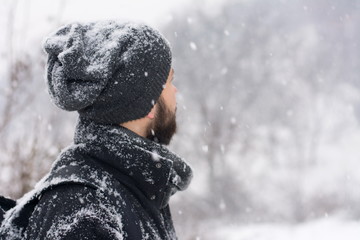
[199,218,360,240]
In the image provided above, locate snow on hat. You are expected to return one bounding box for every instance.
[43,20,172,124]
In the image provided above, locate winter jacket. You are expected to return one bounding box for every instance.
[2,118,193,240]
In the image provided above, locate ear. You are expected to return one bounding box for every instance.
[147,105,156,119]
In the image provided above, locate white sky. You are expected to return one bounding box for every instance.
[58,0,226,23]
[0,0,226,56]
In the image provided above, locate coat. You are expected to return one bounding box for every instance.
[1,118,193,240]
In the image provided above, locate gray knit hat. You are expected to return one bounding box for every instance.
[43,20,172,124]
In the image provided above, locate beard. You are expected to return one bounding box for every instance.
[146,97,177,145]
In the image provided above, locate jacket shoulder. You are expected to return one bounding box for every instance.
[25,183,126,240]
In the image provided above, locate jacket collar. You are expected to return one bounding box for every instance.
[73,118,193,209]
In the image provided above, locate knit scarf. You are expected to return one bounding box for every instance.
[73,118,193,209]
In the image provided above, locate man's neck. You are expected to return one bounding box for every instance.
[120,119,150,138]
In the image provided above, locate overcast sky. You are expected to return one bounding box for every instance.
[0,0,227,57]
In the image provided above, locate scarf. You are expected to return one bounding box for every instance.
[72,118,193,209]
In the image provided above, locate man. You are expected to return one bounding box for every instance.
[1,21,193,239]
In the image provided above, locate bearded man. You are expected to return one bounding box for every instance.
[1,21,193,240]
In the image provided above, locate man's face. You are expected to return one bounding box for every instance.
[160,68,177,114]
[146,69,177,145]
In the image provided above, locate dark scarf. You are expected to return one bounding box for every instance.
[72,118,193,209]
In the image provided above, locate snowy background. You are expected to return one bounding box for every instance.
[1,0,360,239]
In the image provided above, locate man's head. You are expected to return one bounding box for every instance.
[44,20,172,126]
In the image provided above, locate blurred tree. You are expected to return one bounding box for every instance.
[0,0,74,198]
[164,0,360,230]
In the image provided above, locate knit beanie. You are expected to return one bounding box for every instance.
[43,20,172,124]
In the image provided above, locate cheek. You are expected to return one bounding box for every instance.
[171,89,177,103]
[166,91,177,110]
[161,85,177,108]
